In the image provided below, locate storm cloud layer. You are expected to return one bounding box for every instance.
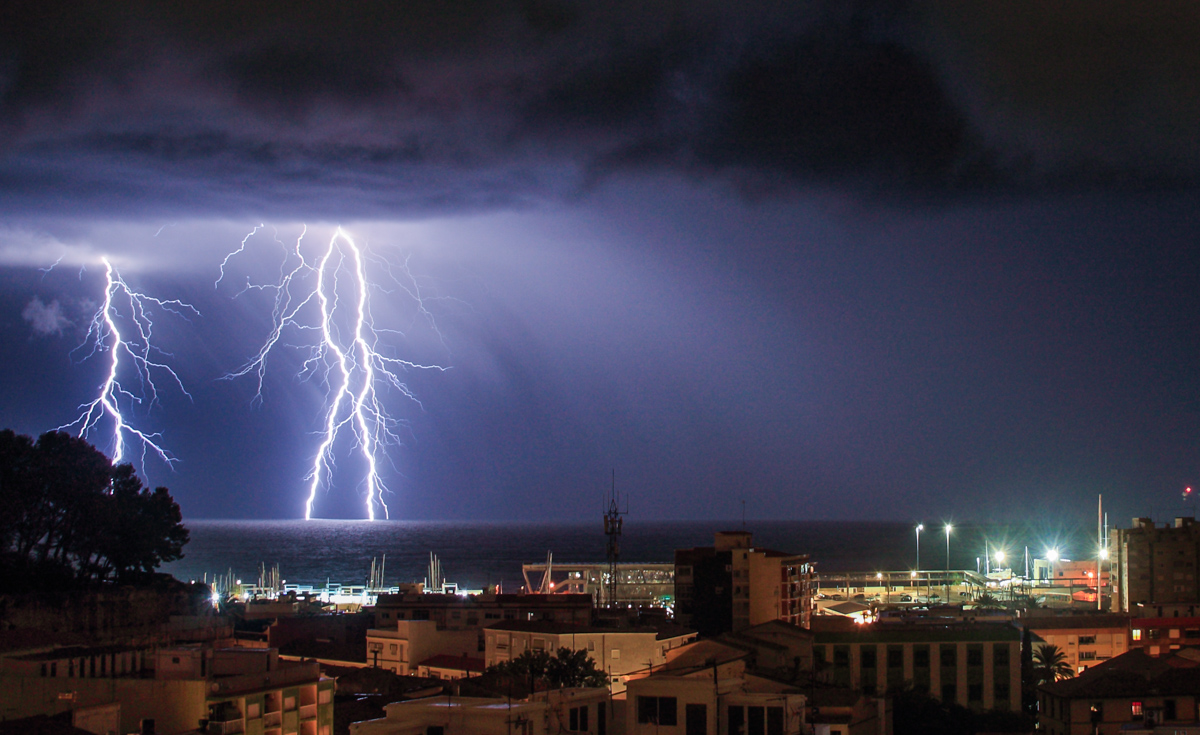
[3,1,1198,218]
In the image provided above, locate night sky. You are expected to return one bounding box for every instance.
[1,2,1198,524]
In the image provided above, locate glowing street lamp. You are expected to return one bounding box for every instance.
[1046,547,1059,563]
[915,524,924,571]
[944,524,953,600]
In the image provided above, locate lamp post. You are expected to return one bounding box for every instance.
[995,550,1006,601]
[944,524,952,601]
[915,524,923,572]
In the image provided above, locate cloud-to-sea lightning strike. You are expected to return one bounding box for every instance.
[219,226,446,521]
[59,257,198,469]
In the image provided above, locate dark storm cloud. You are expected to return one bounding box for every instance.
[0,1,1197,217]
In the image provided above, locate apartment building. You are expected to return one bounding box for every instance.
[624,639,808,735]
[350,687,611,735]
[366,619,480,675]
[373,593,592,630]
[812,623,1022,711]
[1039,648,1200,735]
[484,620,696,694]
[675,531,815,636]
[1112,517,1200,611]
[0,645,334,735]
[1024,613,1132,675]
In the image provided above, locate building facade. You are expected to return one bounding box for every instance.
[812,624,1022,711]
[366,620,480,675]
[373,593,593,631]
[1112,517,1200,611]
[0,645,334,735]
[675,532,815,637]
[350,688,611,735]
[1039,649,1200,735]
[1024,613,1132,675]
[484,620,696,694]
[624,648,808,735]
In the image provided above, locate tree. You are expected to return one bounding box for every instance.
[975,593,1002,609]
[485,648,607,691]
[0,430,189,587]
[1032,644,1074,685]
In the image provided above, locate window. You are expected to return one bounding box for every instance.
[611,649,621,660]
[861,647,877,668]
[968,683,983,702]
[389,644,398,655]
[912,647,928,667]
[747,706,765,735]
[1089,702,1103,723]
[1078,636,1096,645]
[1165,699,1176,720]
[967,647,983,666]
[766,707,784,735]
[940,647,956,667]
[1131,701,1143,716]
[587,640,595,651]
[889,647,905,668]
[993,644,1009,667]
[637,696,677,726]
[686,704,707,735]
[1133,629,1143,641]
[568,705,589,731]
[941,683,956,703]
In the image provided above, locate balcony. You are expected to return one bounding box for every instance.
[263,712,282,729]
[300,704,318,721]
[207,721,245,735]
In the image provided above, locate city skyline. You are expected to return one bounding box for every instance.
[1,4,1198,523]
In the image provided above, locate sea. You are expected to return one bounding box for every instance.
[160,519,1104,592]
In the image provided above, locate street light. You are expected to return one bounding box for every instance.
[944,524,952,601]
[915,524,924,571]
[995,550,1007,601]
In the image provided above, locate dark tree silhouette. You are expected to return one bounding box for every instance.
[0,430,189,587]
[485,648,608,691]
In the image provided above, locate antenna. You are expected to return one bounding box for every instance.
[604,469,628,608]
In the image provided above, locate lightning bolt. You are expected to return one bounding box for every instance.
[59,257,198,469]
[220,226,446,520]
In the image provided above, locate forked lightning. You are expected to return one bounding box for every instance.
[221,226,445,520]
[60,257,197,469]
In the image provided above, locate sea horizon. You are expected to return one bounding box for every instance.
[162,518,1104,593]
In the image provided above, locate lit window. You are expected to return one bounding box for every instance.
[1131,702,1143,716]
[1132,629,1143,641]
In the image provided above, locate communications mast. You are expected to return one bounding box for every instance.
[604,471,627,607]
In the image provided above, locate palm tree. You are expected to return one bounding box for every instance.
[1032,643,1074,685]
[976,593,1002,609]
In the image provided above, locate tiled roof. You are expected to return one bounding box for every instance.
[1042,648,1200,698]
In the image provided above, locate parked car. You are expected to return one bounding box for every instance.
[900,594,913,602]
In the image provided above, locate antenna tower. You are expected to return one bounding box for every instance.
[604,470,627,607]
